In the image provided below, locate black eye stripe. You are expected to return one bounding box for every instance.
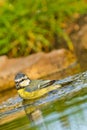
[16,78,28,83]
[20,79,25,82]
[20,78,29,82]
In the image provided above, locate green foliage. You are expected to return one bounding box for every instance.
[0,0,87,57]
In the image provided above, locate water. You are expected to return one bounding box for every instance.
[0,72,87,130]
[1,89,87,130]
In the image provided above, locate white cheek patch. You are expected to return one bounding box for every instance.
[20,79,30,87]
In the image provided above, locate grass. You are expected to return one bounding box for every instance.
[0,0,87,57]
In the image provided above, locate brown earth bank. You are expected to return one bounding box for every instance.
[69,14,87,71]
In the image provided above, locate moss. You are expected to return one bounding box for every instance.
[0,0,87,57]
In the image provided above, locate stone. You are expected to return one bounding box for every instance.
[0,49,80,92]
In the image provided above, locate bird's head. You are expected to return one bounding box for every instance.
[14,72,30,90]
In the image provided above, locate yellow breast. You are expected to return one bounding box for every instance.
[18,84,61,100]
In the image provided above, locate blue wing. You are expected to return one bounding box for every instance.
[25,79,56,92]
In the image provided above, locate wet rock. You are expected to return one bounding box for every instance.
[0,49,80,92]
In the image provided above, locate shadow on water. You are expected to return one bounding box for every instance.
[0,71,87,130]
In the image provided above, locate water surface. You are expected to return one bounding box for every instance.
[0,72,87,130]
[1,89,87,130]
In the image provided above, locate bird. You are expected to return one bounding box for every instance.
[14,72,61,100]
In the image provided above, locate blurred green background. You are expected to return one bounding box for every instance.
[0,0,87,57]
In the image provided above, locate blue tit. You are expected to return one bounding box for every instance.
[15,72,61,100]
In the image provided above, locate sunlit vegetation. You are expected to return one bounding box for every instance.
[0,0,87,57]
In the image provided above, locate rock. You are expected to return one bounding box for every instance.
[24,49,80,79]
[0,56,7,71]
[0,49,80,92]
